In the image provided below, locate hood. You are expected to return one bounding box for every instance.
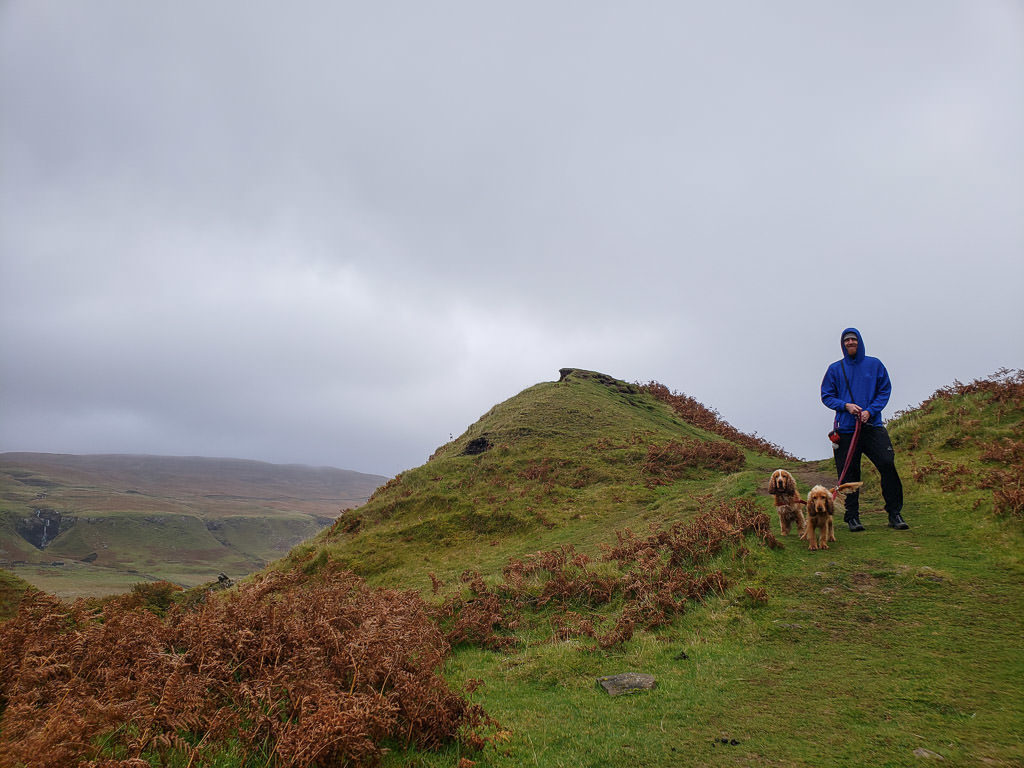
[841,327,865,363]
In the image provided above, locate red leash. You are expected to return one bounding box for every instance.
[832,418,862,499]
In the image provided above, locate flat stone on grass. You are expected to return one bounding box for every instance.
[596,673,657,696]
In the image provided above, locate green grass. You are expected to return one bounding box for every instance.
[296,369,1022,768]
[0,567,33,620]
[281,371,781,590]
[379,509,1023,767]
[2,561,153,600]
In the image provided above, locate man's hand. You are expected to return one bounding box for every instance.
[859,409,871,423]
[845,403,862,416]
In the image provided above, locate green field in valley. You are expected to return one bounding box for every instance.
[0,454,386,598]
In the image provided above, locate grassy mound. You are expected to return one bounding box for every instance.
[281,369,779,590]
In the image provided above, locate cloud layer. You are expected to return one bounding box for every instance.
[2,2,1022,475]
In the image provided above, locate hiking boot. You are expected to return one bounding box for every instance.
[888,513,909,530]
[847,518,865,532]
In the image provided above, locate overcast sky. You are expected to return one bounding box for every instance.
[1,2,1022,477]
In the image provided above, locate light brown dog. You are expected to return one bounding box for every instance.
[804,482,863,551]
[768,469,807,538]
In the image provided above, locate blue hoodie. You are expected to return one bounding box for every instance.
[821,327,892,433]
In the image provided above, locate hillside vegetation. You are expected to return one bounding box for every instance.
[280,369,794,591]
[1,368,1021,767]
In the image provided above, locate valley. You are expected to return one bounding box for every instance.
[0,453,387,597]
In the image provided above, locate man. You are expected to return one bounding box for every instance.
[820,328,908,532]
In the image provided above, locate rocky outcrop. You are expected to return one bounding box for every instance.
[15,509,73,550]
[558,368,639,394]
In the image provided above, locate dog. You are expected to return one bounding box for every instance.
[804,482,863,551]
[768,469,807,538]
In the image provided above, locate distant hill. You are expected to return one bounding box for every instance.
[0,453,387,597]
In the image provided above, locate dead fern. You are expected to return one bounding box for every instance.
[438,497,777,652]
[641,439,745,485]
[641,382,797,460]
[0,568,492,767]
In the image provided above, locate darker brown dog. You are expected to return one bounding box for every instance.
[804,482,863,550]
[768,469,807,538]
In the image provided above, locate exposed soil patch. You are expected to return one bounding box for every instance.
[850,572,884,591]
[793,468,838,489]
[462,437,491,455]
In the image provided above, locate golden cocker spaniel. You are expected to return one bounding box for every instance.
[768,469,807,538]
[804,482,863,551]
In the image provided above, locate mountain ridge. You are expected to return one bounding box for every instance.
[0,451,385,494]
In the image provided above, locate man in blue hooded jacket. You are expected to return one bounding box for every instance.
[821,328,909,532]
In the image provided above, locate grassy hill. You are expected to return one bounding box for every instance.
[279,368,795,589]
[1,368,1021,767]
[0,453,387,597]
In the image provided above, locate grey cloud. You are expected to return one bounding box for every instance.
[2,2,1022,474]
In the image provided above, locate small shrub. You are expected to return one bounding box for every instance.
[641,439,745,485]
[108,580,183,617]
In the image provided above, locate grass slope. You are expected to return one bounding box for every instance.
[2,369,1021,767]
[281,370,788,587]
[286,368,1024,768]
[0,569,33,622]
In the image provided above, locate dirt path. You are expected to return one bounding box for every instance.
[792,466,837,489]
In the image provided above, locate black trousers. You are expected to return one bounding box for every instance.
[834,425,903,521]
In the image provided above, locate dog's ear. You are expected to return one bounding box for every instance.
[786,474,796,494]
